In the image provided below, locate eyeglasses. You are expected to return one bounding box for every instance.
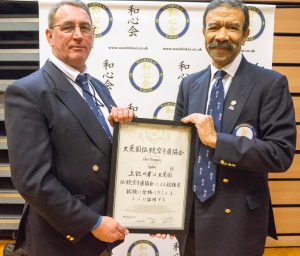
[51,23,95,35]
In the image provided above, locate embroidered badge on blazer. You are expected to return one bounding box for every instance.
[233,123,257,139]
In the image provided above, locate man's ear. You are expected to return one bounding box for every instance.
[46,29,54,47]
[242,28,250,45]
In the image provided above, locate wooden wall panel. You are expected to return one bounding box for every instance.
[266,236,300,247]
[273,37,300,64]
[273,207,300,234]
[272,66,300,93]
[269,181,300,204]
[269,154,300,179]
[275,8,300,34]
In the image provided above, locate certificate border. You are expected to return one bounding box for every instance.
[107,117,195,234]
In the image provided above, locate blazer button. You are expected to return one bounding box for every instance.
[66,235,75,241]
[223,178,229,183]
[92,164,100,172]
[225,208,231,214]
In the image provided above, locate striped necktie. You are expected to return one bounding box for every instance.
[76,74,112,142]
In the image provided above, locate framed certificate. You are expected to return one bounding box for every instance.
[107,118,195,234]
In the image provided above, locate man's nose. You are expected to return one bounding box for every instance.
[73,26,84,38]
[215,27,229,41]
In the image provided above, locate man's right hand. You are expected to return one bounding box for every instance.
[91,216,129,243]
[108,107,135,127]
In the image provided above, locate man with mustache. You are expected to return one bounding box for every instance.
[174,0,296,255]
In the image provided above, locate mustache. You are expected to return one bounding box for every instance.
[208,40,236,49]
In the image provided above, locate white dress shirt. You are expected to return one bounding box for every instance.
[49,54,113,134]
[206,52,242,112]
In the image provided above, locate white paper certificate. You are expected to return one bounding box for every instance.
[109,119,194,232]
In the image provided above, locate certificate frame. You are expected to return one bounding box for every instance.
[107,118,195,234]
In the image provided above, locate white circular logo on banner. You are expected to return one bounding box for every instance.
[155,4,190,39]
[153,102,176,120]
[129,58,163,93]
[127,240,159,256]
[247,6,265,41]
[88,2,113,38]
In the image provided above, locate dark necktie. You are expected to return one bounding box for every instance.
[193,70,227,202]
[76,74,112,142]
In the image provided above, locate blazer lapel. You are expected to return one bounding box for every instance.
[222,57,254,133]
[90,78,117,111]
[189,66,211,115]
[188,67,211,150]
[43,60,112,160]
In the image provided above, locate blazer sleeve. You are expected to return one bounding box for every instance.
[5,80,99,243]
[174,79,185,121]
[214,74,296,173]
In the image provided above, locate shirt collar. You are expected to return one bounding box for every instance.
[210,52,242,81]
[49,54,91,82]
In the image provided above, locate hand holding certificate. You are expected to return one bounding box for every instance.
[107,118,195,234]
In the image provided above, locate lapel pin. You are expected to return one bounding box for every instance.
[229,100,236,111]
[231,100,237,106]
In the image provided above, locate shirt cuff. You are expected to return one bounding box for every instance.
[91,216,102,231]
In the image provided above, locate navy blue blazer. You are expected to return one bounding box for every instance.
[174,56,296,256]
[5,60,117,256]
